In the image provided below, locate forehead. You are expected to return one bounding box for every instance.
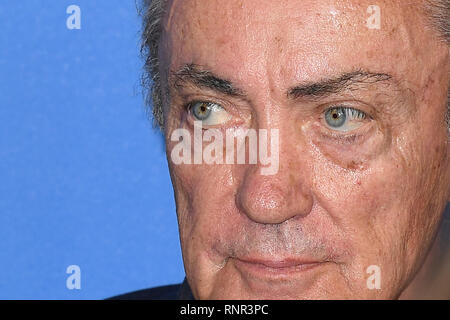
[161,0,440,92]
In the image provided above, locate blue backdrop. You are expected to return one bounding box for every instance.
[0,1,184,299]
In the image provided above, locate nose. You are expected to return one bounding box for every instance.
[236,160,314,225]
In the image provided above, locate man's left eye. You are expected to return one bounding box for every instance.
[189,101,231,126]
[323,106,368,132]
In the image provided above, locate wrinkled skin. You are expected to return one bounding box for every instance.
[159,0,450,299]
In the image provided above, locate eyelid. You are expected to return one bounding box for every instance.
[180,90,253,115]
[318,100,374,118]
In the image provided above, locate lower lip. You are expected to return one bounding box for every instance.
[233,258,325,278]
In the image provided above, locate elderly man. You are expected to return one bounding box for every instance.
[114,0,450,300]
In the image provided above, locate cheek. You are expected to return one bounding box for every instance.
[309,148,415,296]
[167,152,240,241]
[309,135,416,263]
[390,123,449,245]
[310,150,397,231]
[308,124,394,225]
[168,161,246,297]
[164,121,249,256]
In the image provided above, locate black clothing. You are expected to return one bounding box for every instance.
[109,278,194,300]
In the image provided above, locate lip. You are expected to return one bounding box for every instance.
[233,257,326,278]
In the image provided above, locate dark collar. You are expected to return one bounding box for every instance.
[178,278,195,300]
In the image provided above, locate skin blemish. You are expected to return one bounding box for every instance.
[346,160,364,170]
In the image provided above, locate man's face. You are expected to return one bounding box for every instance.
[160,0,450,299]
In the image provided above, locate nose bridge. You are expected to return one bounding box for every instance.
[235,115,313,225]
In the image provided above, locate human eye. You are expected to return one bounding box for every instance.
[187,101,231,126]
[322,106,369,133]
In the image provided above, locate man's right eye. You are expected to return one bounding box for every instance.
[188,101,231,126]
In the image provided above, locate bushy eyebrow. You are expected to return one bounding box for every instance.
[287,70,393,99]
[170,63,245,97]
[169,64,394,100]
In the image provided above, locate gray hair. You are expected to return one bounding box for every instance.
[140,0,450,132]
[140,0,166,127]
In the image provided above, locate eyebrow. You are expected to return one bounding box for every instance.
[170,64,393,100]
[170,63,245,97]
[287,70,393,99]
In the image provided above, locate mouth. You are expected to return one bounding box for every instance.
[232,256,328,279]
